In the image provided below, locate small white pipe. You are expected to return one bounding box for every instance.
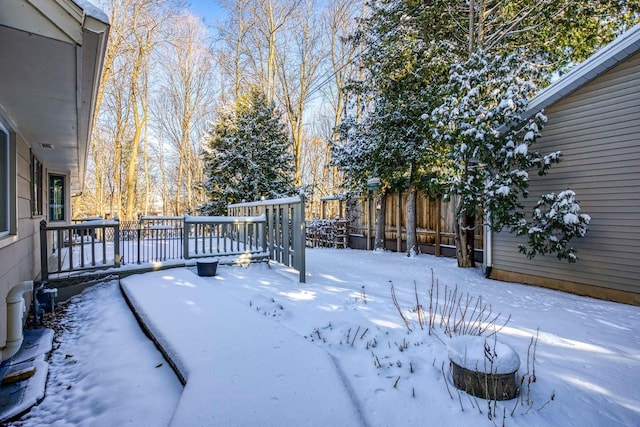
[1,280,33,362]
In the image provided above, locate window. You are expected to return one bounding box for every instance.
[0,124,8,235]
[49,174,65,221]
[31,152,43,217]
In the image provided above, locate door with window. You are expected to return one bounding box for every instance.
[49,174,65,222]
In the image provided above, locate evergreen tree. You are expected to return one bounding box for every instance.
[200,89,296,215]
[332,0,452,256]
[431,50,590,266]
[334,0,634,262]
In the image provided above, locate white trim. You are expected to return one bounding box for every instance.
[0,121,9,238]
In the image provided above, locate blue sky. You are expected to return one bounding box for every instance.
[187,0,227,25]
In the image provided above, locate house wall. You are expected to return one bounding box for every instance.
[490,52,640,305]
[0,126,41,347]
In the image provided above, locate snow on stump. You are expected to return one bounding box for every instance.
[448,336,520,401]
[196,260,218,277]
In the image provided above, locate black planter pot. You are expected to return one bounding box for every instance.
[196,260,218,277]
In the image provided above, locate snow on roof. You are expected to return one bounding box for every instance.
[73,0,109,25]
[523,23,640,120]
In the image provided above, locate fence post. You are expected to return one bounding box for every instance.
[40,220,48,282]
[396,190,402,253]
[114,217,121,268]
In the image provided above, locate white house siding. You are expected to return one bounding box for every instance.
[490,52,640,304]
[0,132,40,347]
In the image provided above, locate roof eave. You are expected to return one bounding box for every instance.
[523,23,640,121]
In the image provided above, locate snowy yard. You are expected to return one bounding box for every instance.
[10,249,640,426]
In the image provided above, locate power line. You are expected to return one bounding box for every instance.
[303,0,433,103]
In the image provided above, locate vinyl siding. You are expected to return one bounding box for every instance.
[0,132,40,346]
[491,52,640,298]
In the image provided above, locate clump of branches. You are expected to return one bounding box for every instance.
[390,271,510,337]
[390,280,412,330]
[390,273,553,424]
[428,271,510,337]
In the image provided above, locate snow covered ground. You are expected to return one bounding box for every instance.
[9,248,640,426]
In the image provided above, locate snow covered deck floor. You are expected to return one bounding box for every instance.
[120,268,366,427]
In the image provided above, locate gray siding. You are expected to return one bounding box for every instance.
[491,52,640,296]
[0,132,41,346]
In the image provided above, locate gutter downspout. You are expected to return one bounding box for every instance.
[484,217,493,278]
[0,281,34,362]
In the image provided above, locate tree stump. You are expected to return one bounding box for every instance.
[448,336,520,401]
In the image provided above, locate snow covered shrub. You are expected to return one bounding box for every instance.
[432,49,590,265]
[514,190,591,262]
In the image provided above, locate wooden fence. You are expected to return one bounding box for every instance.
[341,191,483,259]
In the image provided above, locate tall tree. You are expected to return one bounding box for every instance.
[122,0,171,220]
[153,13,215,215]
[276,0,324,186]
[217,0,330,188]
[201,89,296,215]
[216,0,252,101]
[333,0,451,256]
[314,0,363,200]
[431,0,638,266]
[88,0,181,220]
[432,50,590,266]
[335,0,638,260]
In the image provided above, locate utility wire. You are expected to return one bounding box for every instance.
[303,0,433,103]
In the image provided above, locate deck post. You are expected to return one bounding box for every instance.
[297,195,306,283]
[183,215,190,259]
[114,217,121,268]
[137,218,142,264]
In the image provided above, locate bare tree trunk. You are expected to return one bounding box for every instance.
[321,0,361,195]
[152,14,214,215]
[158,140,168,215]
[454,196,476,267]
[89,1,124,218]
[406,184,417,257]
[143,62,151,216]
[274,0,320,186]
[468,0,475,52]
[123,3,156,220]
[374,191,386,251]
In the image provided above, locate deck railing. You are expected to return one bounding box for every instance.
[39,214,269,281]
[40,219,121,281]
[228,195,306,283]
[183,214,266,259]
